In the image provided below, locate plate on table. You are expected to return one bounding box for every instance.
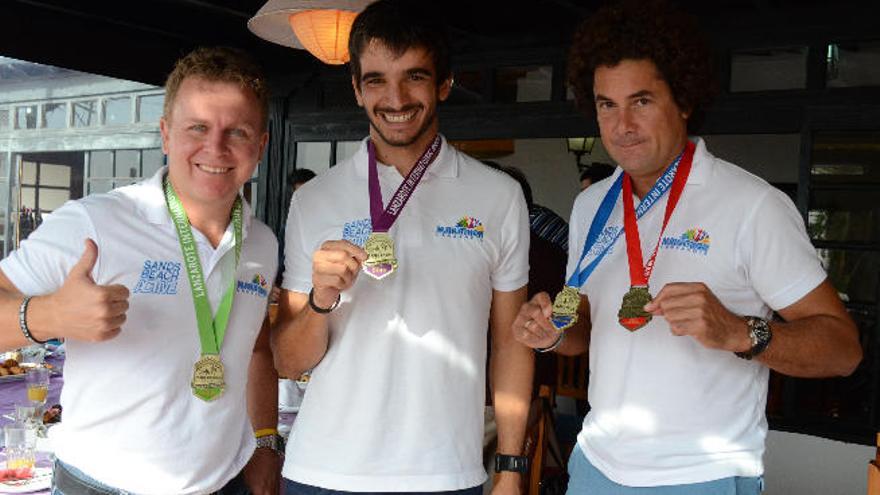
[0,364,59,384]
[0,467,52,493]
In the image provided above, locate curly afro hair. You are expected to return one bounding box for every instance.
[567,0,716,125]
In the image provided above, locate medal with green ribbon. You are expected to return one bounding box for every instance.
[164,178,242,402]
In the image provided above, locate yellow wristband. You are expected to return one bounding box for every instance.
[254,428,277,438]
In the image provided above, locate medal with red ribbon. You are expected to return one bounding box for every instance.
[618,141,695,331]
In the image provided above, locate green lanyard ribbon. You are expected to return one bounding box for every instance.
[164,178,242,356]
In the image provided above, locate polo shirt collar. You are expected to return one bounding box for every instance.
[353,133,459,180]
[686,137,712,186]
[135,166,253,239]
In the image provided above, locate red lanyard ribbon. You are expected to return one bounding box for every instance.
[622,141,695,287]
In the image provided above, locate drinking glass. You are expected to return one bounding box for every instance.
[25,366,49,407]
[3,422,35,473]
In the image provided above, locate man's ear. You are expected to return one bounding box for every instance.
[437,75,453,102]
[352,76,364,107]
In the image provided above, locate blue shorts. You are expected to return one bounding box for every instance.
[566,445,764,495]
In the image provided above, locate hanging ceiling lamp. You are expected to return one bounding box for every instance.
[248,0,374,65]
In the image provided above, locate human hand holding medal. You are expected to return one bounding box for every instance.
[513,292,566,350]
[312,240,367,307]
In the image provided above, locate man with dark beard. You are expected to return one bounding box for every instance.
[271,1,533,494]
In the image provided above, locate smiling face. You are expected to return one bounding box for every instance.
[593,59,690,190]
[160,76,268,213]
[352,41,451,155]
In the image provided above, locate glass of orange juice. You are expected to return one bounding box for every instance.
[25,366,49,406]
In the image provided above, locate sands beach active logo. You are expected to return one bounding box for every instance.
[237,273,270,298]
[436,216,485,240]
[662,228,711,255]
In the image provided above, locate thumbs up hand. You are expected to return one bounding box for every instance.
[37,239,130,342]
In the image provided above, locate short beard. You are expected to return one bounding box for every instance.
[366,105,437,148]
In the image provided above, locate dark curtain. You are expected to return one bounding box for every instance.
[257,96,293,236]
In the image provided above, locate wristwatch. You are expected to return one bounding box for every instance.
[734,316,772,360]
[255,433,285,454]
[495,454,529,473]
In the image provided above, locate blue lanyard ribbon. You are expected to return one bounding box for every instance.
[566,151,686,288]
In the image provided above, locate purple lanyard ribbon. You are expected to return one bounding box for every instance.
[368,135,442,233]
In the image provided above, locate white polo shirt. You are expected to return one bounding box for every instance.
[281,136,529,491]
[568,138,826,487]
[0,168,278,495]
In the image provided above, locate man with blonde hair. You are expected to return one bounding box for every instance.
[0,46,281,494]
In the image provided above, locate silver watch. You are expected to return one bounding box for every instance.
[734,316,772,360]
[255,434,284,453]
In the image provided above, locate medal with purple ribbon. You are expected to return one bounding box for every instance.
[363,135,442,280]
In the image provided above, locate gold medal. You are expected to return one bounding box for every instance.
[617,286,653,331]
[191,354,226,401]
[550,286,580,331]
[362,232,398,280]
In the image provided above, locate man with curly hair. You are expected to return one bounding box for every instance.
[511,1,862,493]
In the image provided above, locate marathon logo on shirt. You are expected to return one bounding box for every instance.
[342,218,371,247]
[236,273,269,298]
[132,260,181,295]
[435,216,485,240]
[662,228,711,255]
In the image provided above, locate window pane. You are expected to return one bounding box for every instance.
[447,70,483,105]
[0,154,7,179]
[827,41,880,88]
[335,141,361,163]
[730,46,807,92]
[792,306,873,423]
[115,150,140,178]
[39,189,70,211]
[138,94,164,122]
[88,180,113,195]
[104,97,131,125]
[39,163,71,188]
[811,131,880,184]
[494,66,553,103]
[21,161,37,184]
[0,109,9,130]
[21,186,35,208]
[817,248,880,304]
[142,148,164,178]
[809,190,880,243]
[295,142,331,174]
[16,106,37,129]
[72,100,97,127]
[89,151,113,178]
[42,103,67,129]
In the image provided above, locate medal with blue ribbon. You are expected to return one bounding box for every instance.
[550,141,695,332]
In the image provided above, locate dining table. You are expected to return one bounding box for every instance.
[0,355,63,495]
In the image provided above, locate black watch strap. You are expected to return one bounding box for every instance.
[734,316,772,360]
[495,454,529,473]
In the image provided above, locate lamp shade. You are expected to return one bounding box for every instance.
[248,0,373,65]
[288,9,358,65]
